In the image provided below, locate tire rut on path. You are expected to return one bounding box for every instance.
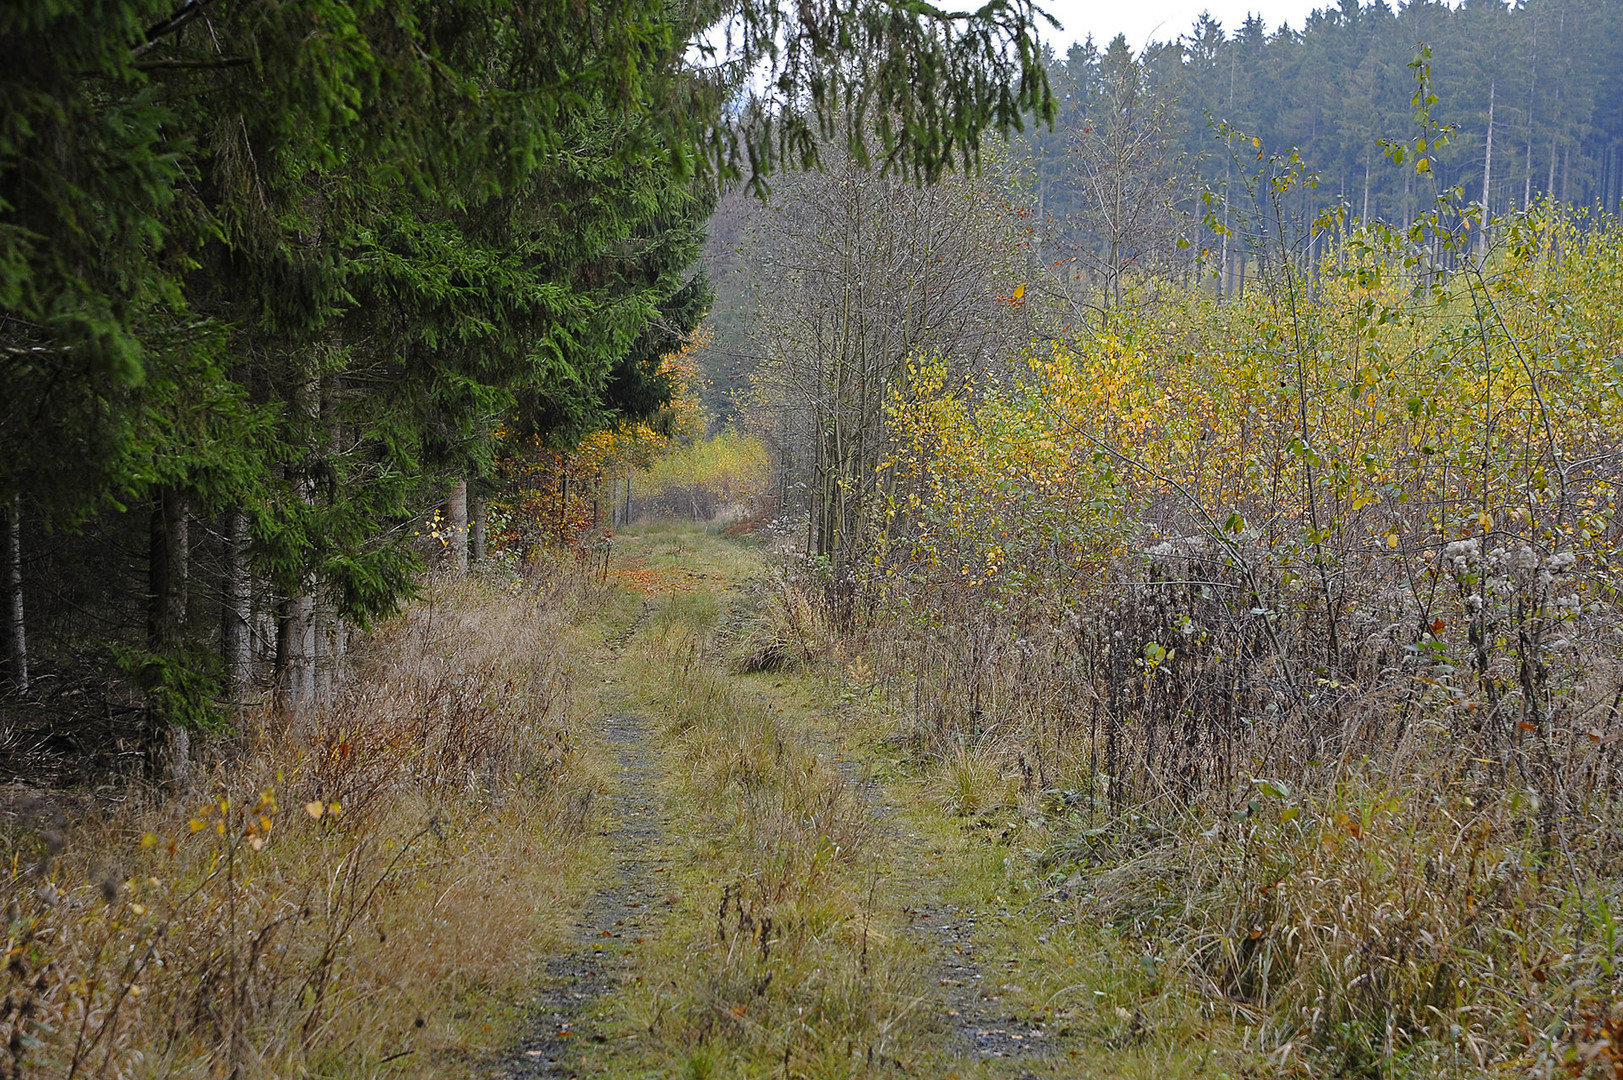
[906,897,1056,1069]
[822,738,1059,1074]
[494,712,665,1079]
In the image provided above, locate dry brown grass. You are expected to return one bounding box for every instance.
[730,568,836,675]
[924,740,1020,819]
[816,530,1623,1074]
[0,565,606,1078]
[1034,758,1623,1074]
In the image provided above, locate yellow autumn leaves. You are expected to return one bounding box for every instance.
[146,787,339,855]
[882,204,1622,606]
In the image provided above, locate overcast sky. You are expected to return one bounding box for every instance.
[1039,0,1330,52]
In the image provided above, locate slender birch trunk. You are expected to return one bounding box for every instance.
[446,479,468,573]
[1480,81,1495,259]
[3,496,26,695]
[221,509,253,703]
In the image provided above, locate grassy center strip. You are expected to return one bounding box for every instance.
[554,530,938,1078]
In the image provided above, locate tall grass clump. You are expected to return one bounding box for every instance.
[0,564,603,1078]
[840,197,1623,1073]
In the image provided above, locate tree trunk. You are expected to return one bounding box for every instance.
[445,479,468,573]
[275,593,313,714]
[275,369,320,713]
[1526,17,1539,210]
[334,616,347,681]
[1601,144,1612,211]
[1525,140,1534,209]
[147,486,191,787]
[469,493,486,563]
[3,496,27,695]
[275,598,294,711]
[166,724,194,794]
[299,590,316,705]
[221,509,253,702]
[148,487,188,647]
[312,598,329,704]
[1480,82,1495,259]
[559,474,570,541]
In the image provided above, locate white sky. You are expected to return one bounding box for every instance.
[1039,0,1330,51]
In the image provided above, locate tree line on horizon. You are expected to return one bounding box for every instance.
[1022,0,1623,297]
[689,0,1622,429]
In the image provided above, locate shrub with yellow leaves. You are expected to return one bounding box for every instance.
[845,201,1623,1073]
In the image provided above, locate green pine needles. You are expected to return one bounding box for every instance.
[0,0,1052,743]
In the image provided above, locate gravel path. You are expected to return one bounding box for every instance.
[825,743,1060,1073]
[495,712,665,1079]
[490,546,1074,1077]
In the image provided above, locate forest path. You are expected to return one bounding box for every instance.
[498,709,667,1078]
[488,525,1093,1079]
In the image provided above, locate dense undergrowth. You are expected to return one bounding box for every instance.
[0,566,605,1077]
[763,206,1623,1076]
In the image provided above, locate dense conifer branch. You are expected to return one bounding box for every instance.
[133,0,222,57]
[0,0,1057,732]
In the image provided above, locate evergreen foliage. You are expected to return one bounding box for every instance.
[0,0,1053,748]
[1023,0,1623,272]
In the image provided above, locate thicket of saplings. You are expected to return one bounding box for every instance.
[0,567,601,1077]
[627,430,772,524]
[805,205,1622,1073]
